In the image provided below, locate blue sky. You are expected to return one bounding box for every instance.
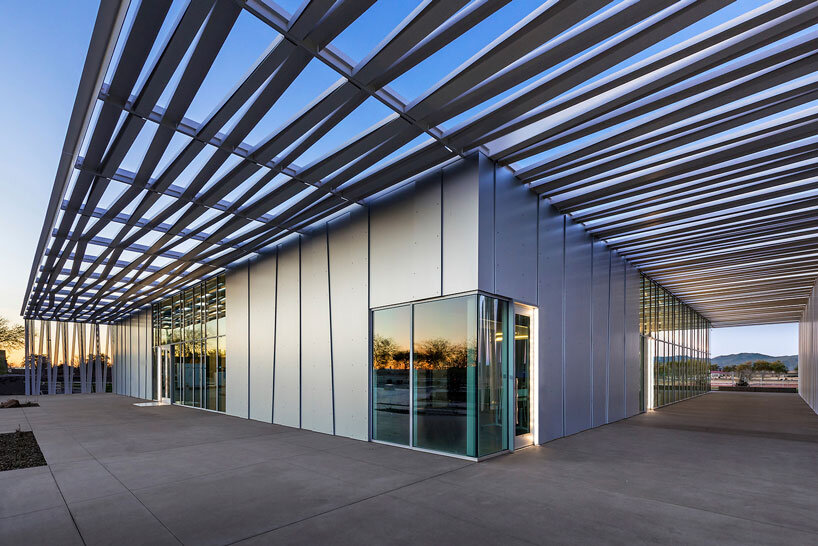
[0,1,97,323]
[711,323,798,357]
[0,1,803,359]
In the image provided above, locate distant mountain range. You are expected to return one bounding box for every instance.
[711,353,798,370]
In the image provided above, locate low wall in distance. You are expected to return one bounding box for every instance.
[716,386,797,393]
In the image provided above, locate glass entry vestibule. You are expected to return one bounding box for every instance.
[152,275,227,412]
[371,293,537,459]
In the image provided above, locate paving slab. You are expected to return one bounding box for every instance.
[0,391,816,545]
[0,506,83,546]
[49,458,129,504]
[0,466,64,519]
[68,492,180,546]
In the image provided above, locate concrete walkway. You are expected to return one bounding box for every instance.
[1,392,816,545]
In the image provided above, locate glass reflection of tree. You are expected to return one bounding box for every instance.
[373,335,409,369]
[413,337,474,370]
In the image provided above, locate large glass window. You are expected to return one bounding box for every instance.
[640,275,710,409]
[478,297,508,456]
[413,296,477,456]
[371,294,509,458]
[152,274,226,412]
[372,306,411,445]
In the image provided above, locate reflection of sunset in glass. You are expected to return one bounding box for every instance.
[413,296,476,370]
[372,335,410,369]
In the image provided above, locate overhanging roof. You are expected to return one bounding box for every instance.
[22,0,818,327]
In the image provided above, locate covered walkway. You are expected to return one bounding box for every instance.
[1,392,817,545]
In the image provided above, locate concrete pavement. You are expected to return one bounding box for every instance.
[1,392,816,545]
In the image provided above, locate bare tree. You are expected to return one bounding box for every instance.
[0,317,25,351]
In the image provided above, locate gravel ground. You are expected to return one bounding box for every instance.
[0,431,47,471]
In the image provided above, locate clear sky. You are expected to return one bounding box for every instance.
[0,1,97,327]
[0,0,806,367]
[711,323,799,357]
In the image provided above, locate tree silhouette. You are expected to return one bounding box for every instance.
[373,335,409,369]
[0,317,24,351]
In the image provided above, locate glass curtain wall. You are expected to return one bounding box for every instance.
[152,275,226,412]
[372,294,509,458]
[640,275,710,409]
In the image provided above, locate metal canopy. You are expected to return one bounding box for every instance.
[22,0,818,328]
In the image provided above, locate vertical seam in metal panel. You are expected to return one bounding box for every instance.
[606,251,612,424]
[367,208,373,441]
[137,313,141,398]
[247,262,251,419]
[535,197,540,442]
[536,198,540,310]
[410,302,415,447]
[326,223,336,435]
[298,236,302,429]
[439,168,444,296]
[589,240,594,429]
[623,263,628,414]
[561,216,566,438]
[492,161,497,294]
[272,248,278,424]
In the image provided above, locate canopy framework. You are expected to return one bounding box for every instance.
[22,0,818,327]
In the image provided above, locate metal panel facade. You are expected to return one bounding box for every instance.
[477,154,496,293]
[564,221,593,436]
[442,156,480,296]
[494,164,538,306]
[113,310,152,399]
[144,310,152,400]
[249,255,276,423]
[300,230,334,435]
[226,263,249,418]
[106,154,651,446]
[625,264,642,417]
[129,314,137,398]
[328,212,370,440]
[369,174,442,308]
[537,204,566,442]
[608,256,626,422]
[799,279,817,414]
[273,242,301,428]
[592,241,610,428]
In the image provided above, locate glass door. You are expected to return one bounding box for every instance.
[513,304,534,449]
[156,345,173,404]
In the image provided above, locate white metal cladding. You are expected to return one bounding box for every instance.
[26,1,818,328]
[129,314,137,397]
[441,156,481,296]
[536,202,565,441]
[608,257,627,423]
[625,265,642,417]
[111,309,152,399]
[226,264,250,418]
[493,164,538,305]
[369,174,442,308]
[299,230,334,435]
[800,279,818,412]
[473,160,643,440]
[207,155,646,443]
[592,241,611,428]
[272,242,301,428]
[327,211,369,440]
[249,255,276,422]
[564,221,594,436]
[224,210,369,438]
